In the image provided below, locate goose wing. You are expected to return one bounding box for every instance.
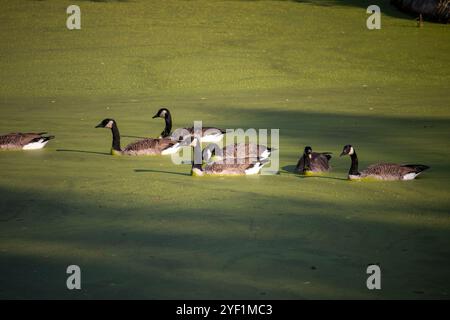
[222,143,265,158]
[295,154,306,172]
[155,137,179,151]
[310,152,331,171]
[123,138,176,154]
[205,159,258,174]
[362,163,417,179]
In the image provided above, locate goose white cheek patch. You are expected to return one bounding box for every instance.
[349,147,354,155]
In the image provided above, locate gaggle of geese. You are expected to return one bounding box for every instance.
[0,107,430,180]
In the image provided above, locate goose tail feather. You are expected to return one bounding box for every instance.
[403,164,430,173]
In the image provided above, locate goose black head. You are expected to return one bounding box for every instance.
[340,144,354,157]
[95,119,115,129]
[152,108,170,119]
[304,146,312,158]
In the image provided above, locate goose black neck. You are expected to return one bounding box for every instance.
[161,112,172,138]
[193,145,202,163]
[303,154,311,172]
[191,145,203,170]
[349,152,360,176]
[110,122,121,151]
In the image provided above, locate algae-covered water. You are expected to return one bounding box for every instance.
[0,0,449,299]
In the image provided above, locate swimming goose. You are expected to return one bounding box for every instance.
[152,107,225,143]
[0,132,54,150]
[340,145,430,181]
[95,118,181,156]
[296,146,332,175]
[203,142,271,162]
[190,138,268,176]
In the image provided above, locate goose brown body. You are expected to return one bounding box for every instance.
[204,142,270,162]
[221,143,270,159]
[296,146,332,174]
[356,163,430,181]
[296,152,332,173]
[122,138,179,155]
[0,132,54,150]
[199,161,264,176]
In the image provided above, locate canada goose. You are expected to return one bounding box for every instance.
[152,107,225,143]
[95,118,181,156]
[190,138,268,176]
[340,144,430,181]
[203,142,271,162]
[0,132,54,150]
[296,146,332,175]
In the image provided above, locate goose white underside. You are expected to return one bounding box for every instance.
[402,172,420,180]
[22,139,49,150]
[191,168,204,176]
[244,162,264,175]
[161,143,181,155]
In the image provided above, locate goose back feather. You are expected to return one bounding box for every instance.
[122,138,179,156]
[221,143,270,159]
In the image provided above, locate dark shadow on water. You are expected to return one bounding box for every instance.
[0,184,448,299]
[297,175,348,181]
[56,149,110,156]
[282,165,347,180]
[282,165,298,174]
[134,169,191,176]
[292,0,414,20]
